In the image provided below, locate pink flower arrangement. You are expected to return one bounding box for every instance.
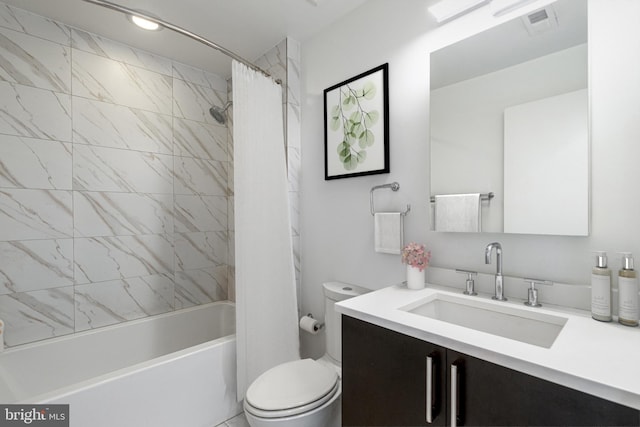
[401,242,431,272]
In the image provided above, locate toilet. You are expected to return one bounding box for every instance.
[243,281,369,427]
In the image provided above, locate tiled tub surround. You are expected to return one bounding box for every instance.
[0,3,232,347]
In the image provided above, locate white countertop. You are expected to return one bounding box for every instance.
[336,283,640,410]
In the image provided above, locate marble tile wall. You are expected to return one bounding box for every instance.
[0,3,230,347]
[285,39,302,305]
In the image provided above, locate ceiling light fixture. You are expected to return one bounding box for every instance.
[490,0,550,17]
[428,0,490,23]
[127,14,162,31]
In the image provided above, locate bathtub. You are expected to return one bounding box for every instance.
[0,301,242,427]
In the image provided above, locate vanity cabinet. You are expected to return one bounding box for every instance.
[342,316,639,426]
[342,315,446,426]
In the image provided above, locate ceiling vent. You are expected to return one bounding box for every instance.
[521,5,559,36]
[528,9,549,24]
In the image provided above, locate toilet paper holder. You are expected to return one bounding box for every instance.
[307,314,324,330]
[300,313,325,333]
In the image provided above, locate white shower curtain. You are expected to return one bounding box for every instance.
[233,61,300,401]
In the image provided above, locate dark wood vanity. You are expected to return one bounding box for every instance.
[342,316,640,426]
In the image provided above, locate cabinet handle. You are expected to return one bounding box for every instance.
[426,354,436,423]
[450,361,462,427]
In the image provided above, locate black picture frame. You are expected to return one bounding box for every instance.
[324,63,389,180]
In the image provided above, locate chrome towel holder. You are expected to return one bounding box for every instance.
[370,182,411,216]
[429,192,494,203]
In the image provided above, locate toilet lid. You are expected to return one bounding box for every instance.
[245,359,338,413]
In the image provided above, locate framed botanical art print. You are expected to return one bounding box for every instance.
[324,63,389,180]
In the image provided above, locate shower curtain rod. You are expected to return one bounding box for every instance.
[80,0,279,83]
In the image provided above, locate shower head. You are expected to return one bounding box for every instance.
[209,101,232,125]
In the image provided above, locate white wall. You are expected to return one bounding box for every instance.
[300,0,640,357]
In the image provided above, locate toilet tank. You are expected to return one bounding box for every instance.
[322,282,369,365]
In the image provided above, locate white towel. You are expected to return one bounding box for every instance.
[434,193,481,232]
[374,212,404,254]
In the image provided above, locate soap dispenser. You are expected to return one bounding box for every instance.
[591,251,612,322]
[618,252,639,327]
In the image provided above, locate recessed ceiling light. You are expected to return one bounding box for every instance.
[127,14,162,31]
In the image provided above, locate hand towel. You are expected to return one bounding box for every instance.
[434,193,481,232]
[374,212,404,254]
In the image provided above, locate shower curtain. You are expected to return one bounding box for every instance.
[233,61,300,401]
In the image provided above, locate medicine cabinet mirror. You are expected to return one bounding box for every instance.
[429,0,588,235]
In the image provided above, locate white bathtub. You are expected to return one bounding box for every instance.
[0,301,242,427]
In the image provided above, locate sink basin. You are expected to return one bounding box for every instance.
[400,293,567,348]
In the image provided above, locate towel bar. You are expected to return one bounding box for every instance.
[430,192,494,203]
[370,182,411,216]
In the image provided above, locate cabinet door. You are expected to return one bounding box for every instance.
[447,349,640,427]
[342,316,446,426]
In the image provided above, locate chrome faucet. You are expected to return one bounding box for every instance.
[485,242,507,301]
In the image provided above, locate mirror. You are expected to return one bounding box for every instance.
[429,0,588,235]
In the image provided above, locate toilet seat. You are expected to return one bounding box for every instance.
[245,359,339,419]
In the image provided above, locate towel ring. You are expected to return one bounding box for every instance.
[370,182,411,216]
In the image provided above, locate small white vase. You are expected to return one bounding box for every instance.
[406,265,425,290]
